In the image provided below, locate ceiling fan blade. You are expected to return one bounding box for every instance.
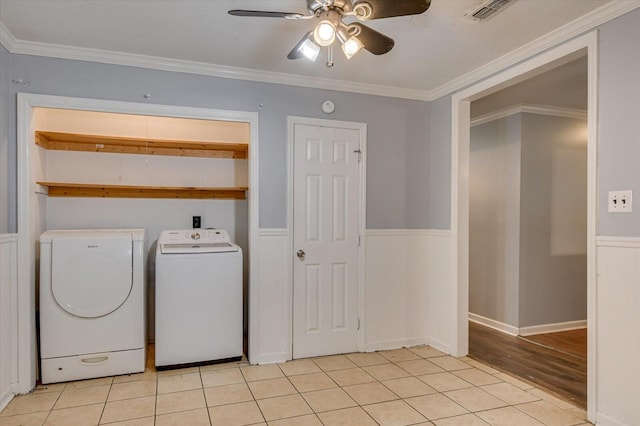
[350,23,394,55]
[353,0,431,20]
[287,32,313,60]
[228,10,305,19]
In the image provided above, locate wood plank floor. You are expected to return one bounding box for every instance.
[468,321,587,408]
[521,328,587,358]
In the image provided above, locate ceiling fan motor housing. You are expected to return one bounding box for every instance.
[307,0,353,14]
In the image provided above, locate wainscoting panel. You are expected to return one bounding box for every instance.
[595,237,640,426]
[365,230,452,352]
[252,229,454,363]
[423,231,453,353]
[0,234,19,411]
[252,229,290,364]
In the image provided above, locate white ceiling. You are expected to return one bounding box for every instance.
[0,0,622,96]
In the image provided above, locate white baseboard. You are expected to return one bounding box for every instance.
[426,336,451,355]
[596,412,628,426]
[469,313,519,336]
[252,352,288,365]
[469,313,587,337]
[363,337,429,353]
[0,390,14,413]
[519,320,587,336]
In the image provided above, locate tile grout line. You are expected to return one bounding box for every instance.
[277,361,320,424]
[153,370,159,426]
[196,366,212,426]
[96,380,112,425]
[0,347,590,425]
[239,365,267,424]
[312,355,409,425]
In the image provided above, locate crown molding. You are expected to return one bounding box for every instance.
[429,0,640,100]
[471,104,587,127]
[0,24,431,101]
[1,1,638,102]
[0,21,15,51]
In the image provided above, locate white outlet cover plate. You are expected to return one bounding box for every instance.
[608,190,633,213]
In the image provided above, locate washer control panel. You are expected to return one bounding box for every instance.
[159,229,238,254]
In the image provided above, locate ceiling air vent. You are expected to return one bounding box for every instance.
[464,0,517,22]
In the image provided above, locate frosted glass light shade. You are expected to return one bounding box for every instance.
[313,21,336,46]
[299,39,320,61]
[342,36,364,59]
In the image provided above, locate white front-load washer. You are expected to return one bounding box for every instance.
[155,229,242,368]
[39,229,146,384]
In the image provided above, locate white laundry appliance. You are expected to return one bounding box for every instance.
[155,229,243,368]
[39,229,146,384]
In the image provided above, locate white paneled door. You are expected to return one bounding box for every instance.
[293,123,361,359]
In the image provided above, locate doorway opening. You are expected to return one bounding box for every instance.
[451,32,597,420]
[467,55,588,407]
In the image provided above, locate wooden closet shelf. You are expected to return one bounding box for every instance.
[35,131,248,159]
[37,182,248,200]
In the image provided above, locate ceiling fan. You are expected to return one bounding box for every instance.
[229,0,431,66]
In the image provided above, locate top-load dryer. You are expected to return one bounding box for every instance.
[39,229,146,384]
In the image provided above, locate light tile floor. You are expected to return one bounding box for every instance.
[0,346,592,425]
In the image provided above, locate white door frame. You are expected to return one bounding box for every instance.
[450,31,598,420]
[16,93,259,392]
[286,116,367,360]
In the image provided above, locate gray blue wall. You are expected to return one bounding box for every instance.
[0,44,13,234]
[470,113,588,328]
[0,50,432,233]
[598,8,640,237]
[518,114,587,327]
[1,8,638,238]
[469,115,522,327]
[428,96,451,229]
[435,7,640,239]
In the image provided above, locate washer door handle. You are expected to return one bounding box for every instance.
[296,249,306,260]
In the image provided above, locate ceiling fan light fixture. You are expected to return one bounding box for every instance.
[337,24,363,59]
[229,0,432,65]
[341,36,364,59]
[298,38,321,61]
[313,20,336,46]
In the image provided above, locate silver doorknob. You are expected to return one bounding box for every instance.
[297,249,306,260]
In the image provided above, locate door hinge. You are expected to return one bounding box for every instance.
[354,148,362,163]
[357,317,361,330]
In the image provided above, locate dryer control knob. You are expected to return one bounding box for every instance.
[191,232,201,240]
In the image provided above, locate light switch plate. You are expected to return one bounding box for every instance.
[608,190,632,213]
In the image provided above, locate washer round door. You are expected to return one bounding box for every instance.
[51,234,133,318]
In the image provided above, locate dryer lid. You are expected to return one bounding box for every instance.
[51,233,133,318]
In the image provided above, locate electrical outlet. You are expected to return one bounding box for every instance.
[608,190,633,213]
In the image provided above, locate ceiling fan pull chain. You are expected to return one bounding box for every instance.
[326,44,334,67]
